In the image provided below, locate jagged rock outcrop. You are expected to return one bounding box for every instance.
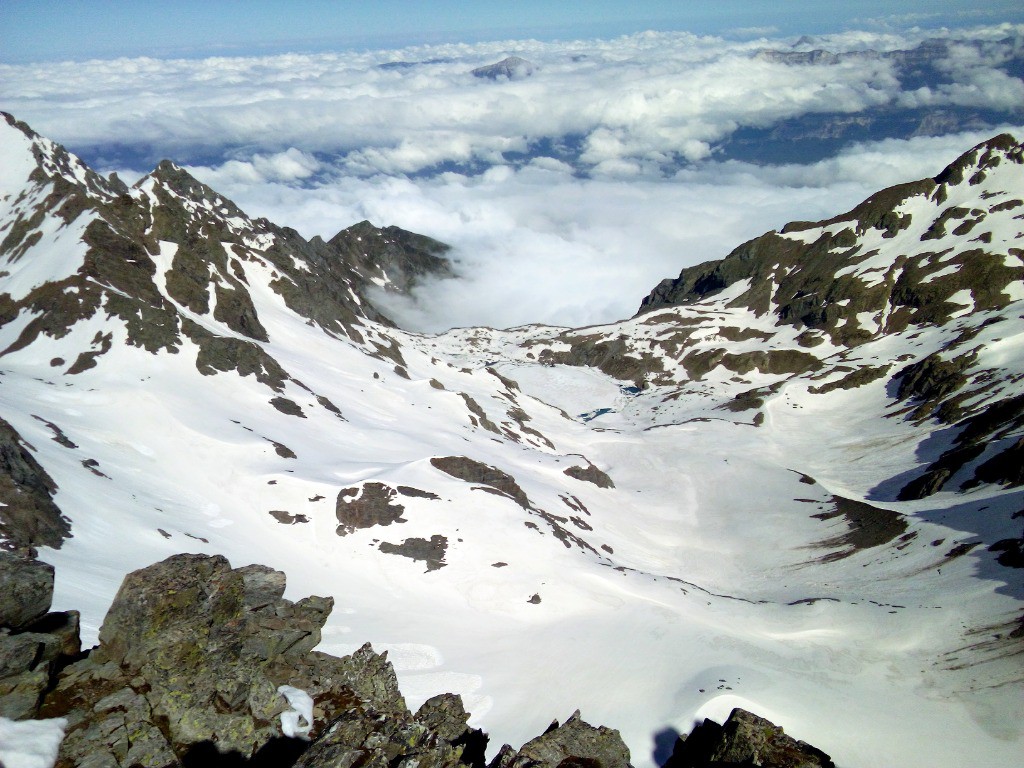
[416,693,488,765]
[38,553,407,766]
[563,461,615,489]
[431,456,532,509]
[489,710,631,768]
[295,691,479,768]
[663,708,835,768]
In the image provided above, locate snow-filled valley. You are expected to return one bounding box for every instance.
[0,112,1022,767]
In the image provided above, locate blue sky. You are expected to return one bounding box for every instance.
[3,0,1023,63]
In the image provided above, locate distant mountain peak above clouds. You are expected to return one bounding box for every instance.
[471,56,534,80]
[757,34,972,66]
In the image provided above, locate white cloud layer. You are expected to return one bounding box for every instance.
[1,24,1022,331]
[3,25,1021,177]
[183,127,1024,332]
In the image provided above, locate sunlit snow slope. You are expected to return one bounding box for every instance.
[1,111,1022,768]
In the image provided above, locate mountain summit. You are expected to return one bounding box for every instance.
[471,56,534,80]
[0,114,1022,767]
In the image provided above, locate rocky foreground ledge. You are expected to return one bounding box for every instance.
[0,551,835,768]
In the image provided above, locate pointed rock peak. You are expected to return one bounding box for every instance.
[934,132,1022,187]
[329,219,383,244]
[328,219,448,253]
[1,111,126,199]
[326,219,453,295]
[154,158,184,174]
[146,158,212,195]
[140,158,249,220]
[2,110,37,141]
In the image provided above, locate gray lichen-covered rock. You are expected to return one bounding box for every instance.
[0,662,51,719]
[415,693,472,743]
[416,693,489,768]
[40,553,408,766]
[663,707,835,768]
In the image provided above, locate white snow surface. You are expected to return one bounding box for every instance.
[8,301,1020,768]
[0,717,67,768]
[278,685,315,740]
[0,120,1022,768]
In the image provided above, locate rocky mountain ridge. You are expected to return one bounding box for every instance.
[0,113,1022,767]
[0,111,450,379]
[634,133,1024,499]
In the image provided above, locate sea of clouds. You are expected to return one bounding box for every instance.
[2,25,1022,330]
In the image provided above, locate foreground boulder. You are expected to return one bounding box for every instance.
[0,552,55,630]
[39,553,407,766]
[0,552,81,719]
[664,708,835,768]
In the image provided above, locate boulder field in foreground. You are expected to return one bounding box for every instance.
[0,551,833,768]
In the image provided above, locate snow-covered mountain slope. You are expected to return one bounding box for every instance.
[1,111,1022,767]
